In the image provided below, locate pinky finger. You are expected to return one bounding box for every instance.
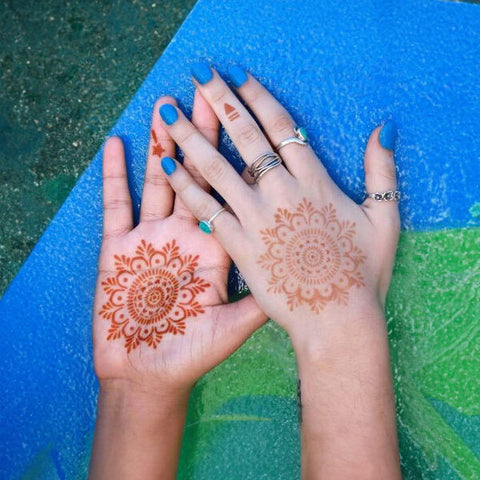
[160,156,244,256]
[362,122,400,228]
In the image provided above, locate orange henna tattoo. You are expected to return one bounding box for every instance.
[99,240,210,353]
[258,199,366,312]
[224,103,240,121]
[151,129,165,157]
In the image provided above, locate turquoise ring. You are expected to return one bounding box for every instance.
[199,207,226,234]
[275,126,309,151]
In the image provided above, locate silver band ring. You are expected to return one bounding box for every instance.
[275,126,309,151]
[365,190,401,202]
[199,207,226,234]
[248,152,283,183]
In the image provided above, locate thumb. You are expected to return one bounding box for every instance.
[209,294,268,358]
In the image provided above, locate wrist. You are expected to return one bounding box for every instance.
[98,378,190,421]
[90,380,190,479]
[293,298,400,479]
[289,293,386,359]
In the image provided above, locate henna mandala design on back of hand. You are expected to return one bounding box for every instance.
[99,240,210,353]
[258,199,366,313]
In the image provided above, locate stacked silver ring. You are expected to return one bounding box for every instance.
[365,190,401,201]
[248,152,283,183]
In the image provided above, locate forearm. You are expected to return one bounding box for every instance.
[89,382,189,480]
[292,302,401,480]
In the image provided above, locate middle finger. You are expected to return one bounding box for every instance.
[189,62,293,191]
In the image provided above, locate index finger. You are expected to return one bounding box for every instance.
[187,89,220,190]
[174,89,220,219]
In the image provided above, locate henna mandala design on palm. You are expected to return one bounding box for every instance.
[258,199,366,312]
[99,240,210,352]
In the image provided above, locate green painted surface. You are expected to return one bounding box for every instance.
[388,227,480,479]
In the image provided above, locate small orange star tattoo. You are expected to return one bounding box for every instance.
[151,129,165,158]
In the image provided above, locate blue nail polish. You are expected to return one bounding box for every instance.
[379,120,397,151]
[228,65,248,88]
[190,61,213,85]
[159,104,178,125]
[161,156,176,175]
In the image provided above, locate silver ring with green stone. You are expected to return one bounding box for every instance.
[199,207,226,234]
[275,126,309,151]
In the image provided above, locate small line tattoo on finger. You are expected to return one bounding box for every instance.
[224,103,240,122]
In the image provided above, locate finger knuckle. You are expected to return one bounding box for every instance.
[237,123,261,147]
[198,125,219,139]
[149,133,170,146]
[144,173,167,187]
[196,198,215,219]
[177,126,197,145]
[139,210,159,223]
[102,226,130,240]
[269,113,293,135]
[210,86,228,104]
[103,173,127,182]
[246,85,263,103]
[203,155,227,182]
[366,161,397,185]
[175,174,192,195]
[378,163,397,183]
[103,198,131,210]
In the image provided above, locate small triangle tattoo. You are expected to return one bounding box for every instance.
[224,103,240,121]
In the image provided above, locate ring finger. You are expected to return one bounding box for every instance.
[227,67,328,182]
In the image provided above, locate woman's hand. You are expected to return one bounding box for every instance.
[89,91,266,480]
[157,64,399,345]
[157,63,402,479]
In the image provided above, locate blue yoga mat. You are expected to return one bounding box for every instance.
[1,0,480,478]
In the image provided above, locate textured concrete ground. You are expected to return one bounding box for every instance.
[0,0,196,295]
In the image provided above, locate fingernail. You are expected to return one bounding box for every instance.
[379,120,397,151]
[159,104,178,125]
[190,61,213,85]
[228,65,248,88]
[161,156,176,175]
